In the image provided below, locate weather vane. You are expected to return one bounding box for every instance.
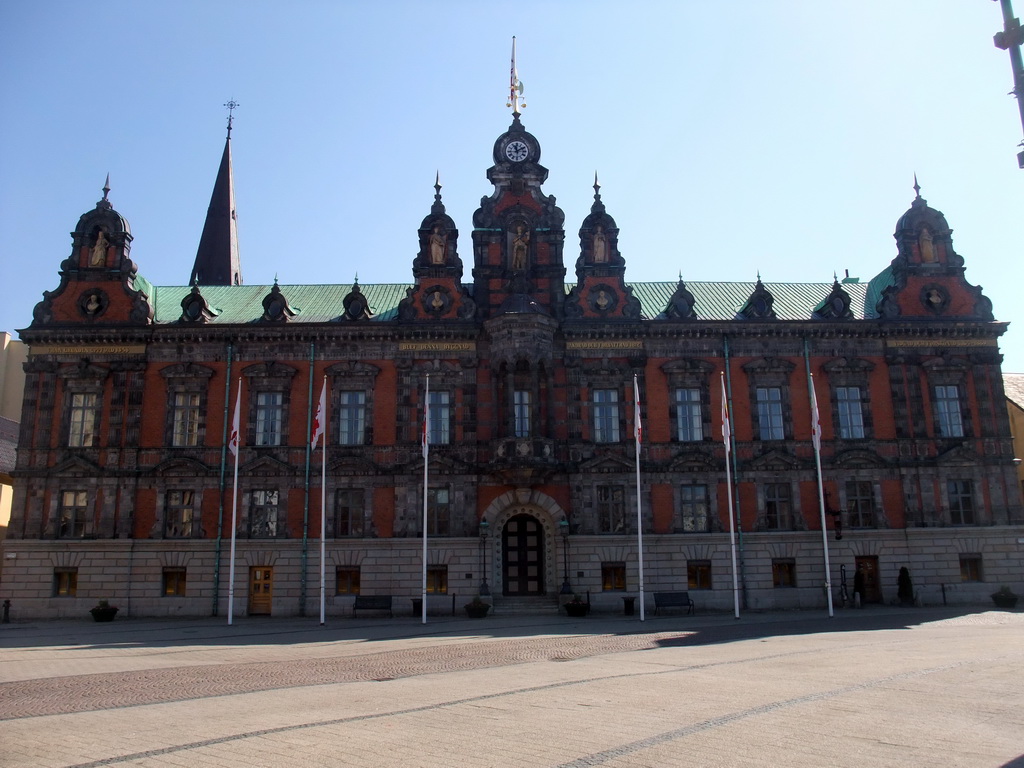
[506,37,526,115]
[224,99,240,137]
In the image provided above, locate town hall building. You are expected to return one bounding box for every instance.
[2,104,1021,618]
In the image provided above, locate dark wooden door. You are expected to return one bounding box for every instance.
[503,514,544,596]
[855,556,882,604]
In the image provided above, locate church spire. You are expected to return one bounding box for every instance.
[190,101,242,286]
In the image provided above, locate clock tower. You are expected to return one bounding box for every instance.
[471,114,567,319]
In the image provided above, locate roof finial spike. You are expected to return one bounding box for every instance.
[756,270,762,282]
[507,36,526,115]
[913,173,921,199]
[224,99,239,139]
[353,272,359,285]
[274,273,279,285]
[102,173,110,201]
[593,171,601,199]
[434,171,442,200]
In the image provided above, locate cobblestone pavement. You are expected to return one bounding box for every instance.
[2,607,1023,767]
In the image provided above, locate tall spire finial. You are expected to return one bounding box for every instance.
[102,173,110,201]
[593,171,601,199]
[506,36,526,115]
[434,170,442,200]
[224,99,240,139]
[913,173,921,199]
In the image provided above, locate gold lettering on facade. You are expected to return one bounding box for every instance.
[29,344,147,356]
[398,342,475,352]
[565,340,644,350]
[886,339,996,348]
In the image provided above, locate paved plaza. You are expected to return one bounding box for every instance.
[1,605,1022,767]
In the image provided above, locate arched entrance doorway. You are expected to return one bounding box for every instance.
[502,513,545,596]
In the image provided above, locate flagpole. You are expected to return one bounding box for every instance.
[633,374,645,622]
[319,376,327,626]
[421,374,429,625]
[227,379,241,626]
[722,374,740,619]
[808,371,834,618]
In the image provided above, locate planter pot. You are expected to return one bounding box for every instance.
[564,603,589,617]
[464,604,490,618]
[90,606,118,622]
[992,595,1018,609]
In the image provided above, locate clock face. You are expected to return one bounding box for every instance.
[504,140,529,162]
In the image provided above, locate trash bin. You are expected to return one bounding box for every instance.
[411,598,423,616]
[622,596,636,616]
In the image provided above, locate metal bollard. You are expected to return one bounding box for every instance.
[2,599,10,623]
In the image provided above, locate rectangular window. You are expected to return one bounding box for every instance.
[334,488,365,537]
[593,389,620,443]
[53,568,78,597]
[426,565,448,594]
[68,392,100,447]
[679,484,709,533]
[687,560,712,590]
[338,391,366,445]
[255,391,284,446]
[164,490,197,537]
[959,555,983,582]
[764,483,793,530]
[756,387,785,440]
[172,391,201,446]
[845,480,876,528]
[249,489,279,537]
[59,490,89,538]
[934,385,964,438]
[772,559,797,588]
[836,386,865,439]
[596,485,625,533]
[514,390,531,438]
[675,388,703,442]
[427,487,451,536]
[428,390,451,445]
[162,567,187,596]
[601,562,626,591]
[336,567,361,595]
[948,479,975,525]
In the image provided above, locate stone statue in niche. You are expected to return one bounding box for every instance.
[919,228,935,263]
[90,231,108,266]
[593,226,608,263]
[431,290,444,310]
[429,225,447,265]
[511,224,530,270]
[595,289,611,310]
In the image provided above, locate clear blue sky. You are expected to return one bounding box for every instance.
[2,2,1022,367]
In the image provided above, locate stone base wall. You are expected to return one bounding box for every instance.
[1,527,1021,619]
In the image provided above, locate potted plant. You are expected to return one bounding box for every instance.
[464,596,491,618]
[90,600,119,622]
[991,586,1018,609]
[563,594,589,617]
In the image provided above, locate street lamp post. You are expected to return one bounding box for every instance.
[478,519,490,597]
[559,518,572,595]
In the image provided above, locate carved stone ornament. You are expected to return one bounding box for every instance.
[738,279,777,320]
[589,284,618,314]
[78,289,109,318]
[920,284,949,315]
[422,285,452,315]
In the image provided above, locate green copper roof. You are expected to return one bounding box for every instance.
[149,280,871,325]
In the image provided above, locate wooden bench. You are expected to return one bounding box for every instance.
[653,591,695,616]
[352,595,393,618]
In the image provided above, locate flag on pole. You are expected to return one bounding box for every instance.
[633,374,642,446]
[228,386,241,457]
[720,374,731,454]
[507,36,524,112]
[311,377,327,449]
[809,374,822,452]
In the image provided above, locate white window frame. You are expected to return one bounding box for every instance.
[675,388,703,442]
